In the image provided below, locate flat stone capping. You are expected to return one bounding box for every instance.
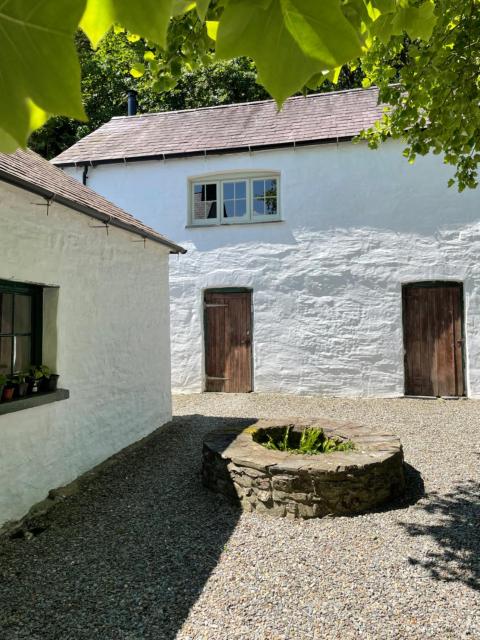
[0,389,69,417]
[202,418,406,519]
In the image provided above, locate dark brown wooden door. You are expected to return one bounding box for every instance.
[403,283,465,397]
[204,291,252,392]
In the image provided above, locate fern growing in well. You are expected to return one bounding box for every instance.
[260,426,354,455]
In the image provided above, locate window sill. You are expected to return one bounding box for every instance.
[185,219,284,229]
[0,389,69,416]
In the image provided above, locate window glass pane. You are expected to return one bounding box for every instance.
[0,337,12,375]
[265,198,277,215]
[193,184,217,221]
[206,184,217,201]
[236,199,247,217]
[253,180,265,197]
[223,200,234,218]
[206,202,217,219]
[0,293,13,334]
[193,185,206,220]
[253,198,265,215]
[15,294,32,333]
[265,179,277,197]
[235,181,247,199]
[13,335,31,373]
[223,182,235,200]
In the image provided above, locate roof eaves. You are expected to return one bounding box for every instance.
[0,169,186,254]
[52,135,356,168]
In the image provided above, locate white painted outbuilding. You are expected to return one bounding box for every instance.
[0,150,184,528]
[54,88,480,399]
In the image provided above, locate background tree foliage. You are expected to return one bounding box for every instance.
[30,31,363,159]
[361,0,480,190]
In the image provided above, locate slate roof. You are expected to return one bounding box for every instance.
[0,149,185,253]
[52,87,383,166]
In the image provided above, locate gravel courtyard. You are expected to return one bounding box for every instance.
[1,394,479,640]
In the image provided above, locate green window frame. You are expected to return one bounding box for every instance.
[0,280,43,378]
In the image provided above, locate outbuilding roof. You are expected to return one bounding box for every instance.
[0,149,185,253]
[52,87,383,167]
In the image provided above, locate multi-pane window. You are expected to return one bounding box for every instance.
[190,175,279,225]
[0,281,42,378]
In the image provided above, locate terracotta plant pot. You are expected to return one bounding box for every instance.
[2,386,15,402]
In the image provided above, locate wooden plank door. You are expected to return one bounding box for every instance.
[204,291,252,392]
[403,283,465,397]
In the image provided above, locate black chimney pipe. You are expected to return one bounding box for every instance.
[127,90,137,116]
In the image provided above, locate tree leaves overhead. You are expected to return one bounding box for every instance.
[0,0,440,152]
[80,0,174,48]
[216,0,325,104]
[360,0,480,190]
[0,0,86,147]
[280,0,362,67]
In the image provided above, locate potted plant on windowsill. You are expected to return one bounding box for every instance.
[28,365,59,393]
[46,372,60,392]
[28,365,49,393]
[13,372,29,398]
[2,377,15,402]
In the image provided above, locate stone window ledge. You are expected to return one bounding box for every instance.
[0,389,69,417]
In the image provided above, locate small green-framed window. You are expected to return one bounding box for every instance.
[0,280,42,377]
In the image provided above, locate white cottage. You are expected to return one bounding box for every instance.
[53,87,480,399]
[0,149,184,528]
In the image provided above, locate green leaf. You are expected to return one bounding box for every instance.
[206,20,219,41]
[195,0,210,20]
[0,0,86,150]
[0,128,19,153]
[216,0,325,105]
[391,2,436,41]
[280,0,363,67]
[80,0,174,48]
[130,62,145,78]
[370,13,395,44]
[172,0,196,15]
[372,0,395,12]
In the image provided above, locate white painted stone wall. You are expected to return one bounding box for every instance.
[0,181,172,526]
[65,139,480,397]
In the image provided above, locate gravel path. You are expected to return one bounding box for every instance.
[1,394,479,640]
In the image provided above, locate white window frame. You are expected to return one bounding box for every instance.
[189,172,281,226]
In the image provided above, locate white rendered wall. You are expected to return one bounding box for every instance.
[65,140,480,397]
[0,182,172,526]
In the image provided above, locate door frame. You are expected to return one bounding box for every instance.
[401,280,466,397]
[202,287,254,392]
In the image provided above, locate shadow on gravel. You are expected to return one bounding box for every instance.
[0,414,254,640]
[402,479,480,591]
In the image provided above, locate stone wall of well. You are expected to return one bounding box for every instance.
[202,420,406,519]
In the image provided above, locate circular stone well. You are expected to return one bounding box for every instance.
[202,418,406,519]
